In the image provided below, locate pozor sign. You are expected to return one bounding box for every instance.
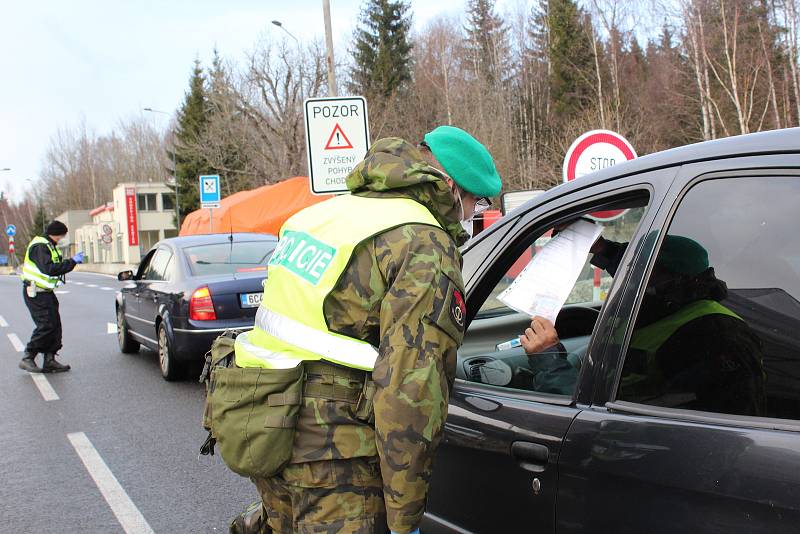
[563,129,637,222]
[304,96,370,195]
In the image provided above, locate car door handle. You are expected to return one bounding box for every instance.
[511,441,549,473]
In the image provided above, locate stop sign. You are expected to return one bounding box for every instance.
[563,130,637,222]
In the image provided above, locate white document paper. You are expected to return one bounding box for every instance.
[498,220,603,323]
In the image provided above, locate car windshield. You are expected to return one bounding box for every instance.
[184,241,276,276]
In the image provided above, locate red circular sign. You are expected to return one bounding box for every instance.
[563,130,636,222]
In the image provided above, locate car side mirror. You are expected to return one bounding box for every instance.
[118,270,134,281]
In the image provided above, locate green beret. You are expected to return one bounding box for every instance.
[657,235,709,276]
[424,126,502,197]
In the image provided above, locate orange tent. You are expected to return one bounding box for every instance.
[179,176,334,237]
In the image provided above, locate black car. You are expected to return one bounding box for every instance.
[424,128,800,533]
[115,233,277,380]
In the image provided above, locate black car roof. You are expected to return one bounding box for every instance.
[513,127,800,213]
[159,233,277,248]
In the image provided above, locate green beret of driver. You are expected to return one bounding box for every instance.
[424,126,502,197]
[657,235,710,276]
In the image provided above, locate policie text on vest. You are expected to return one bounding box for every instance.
[269,231,336,285]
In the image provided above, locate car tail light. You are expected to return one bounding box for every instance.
[190,286,217,321]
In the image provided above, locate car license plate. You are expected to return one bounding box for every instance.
[240,292,263,308]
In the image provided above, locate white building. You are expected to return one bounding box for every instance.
[74,182,178,265]
[52,209,92,257]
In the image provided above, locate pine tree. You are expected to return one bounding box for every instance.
[464,0,510,85]
[350,0,413,97]
[548,0,595,119]
[172,60,214,224]
[33,204,47,237]
[206,49,249,196]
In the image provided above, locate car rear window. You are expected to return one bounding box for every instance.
[184,241,276,276]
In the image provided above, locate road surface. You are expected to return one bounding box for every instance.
[0,271,258,533]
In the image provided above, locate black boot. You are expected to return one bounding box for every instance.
[18,352,41,373]
[42,353,71,373]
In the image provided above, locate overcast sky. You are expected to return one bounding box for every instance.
[1,0,512,201]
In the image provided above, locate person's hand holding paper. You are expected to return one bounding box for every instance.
[497,219,603,323]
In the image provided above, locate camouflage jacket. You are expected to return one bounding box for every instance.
[289,138,468,533]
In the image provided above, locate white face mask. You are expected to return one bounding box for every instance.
[460,219,474,238]
[452,183,473,238]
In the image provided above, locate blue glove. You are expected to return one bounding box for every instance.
[72,252,85,264]
[391,530,420,534]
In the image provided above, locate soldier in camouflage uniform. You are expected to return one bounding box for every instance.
[230,127,501,534]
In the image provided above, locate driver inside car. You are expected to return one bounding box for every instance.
[514,232,618,394]
[518,235,766,416]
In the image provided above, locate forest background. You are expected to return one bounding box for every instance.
[4,0,800,255]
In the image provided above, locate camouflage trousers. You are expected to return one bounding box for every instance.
[254,456,389,534]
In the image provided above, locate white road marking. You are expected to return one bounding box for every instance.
[73,282,85,286]
[87,284,98,288]
[101,287,113,291]
[0,315,7,327]
[55,290,70,294]
[31,374,59,401]
[7,333,24,352]
[67,432,154,534]
[107,322,118,334]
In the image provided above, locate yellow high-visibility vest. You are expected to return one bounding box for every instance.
[235,194,442,370]
[20,236,63,290]
[629,299,741,356]
[621,299,743,395]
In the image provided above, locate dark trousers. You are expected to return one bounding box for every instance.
[22,286,62,355]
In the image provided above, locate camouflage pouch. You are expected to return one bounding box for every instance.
[201,333,238,432]
[209,362,304,479]
[354,377,378,424]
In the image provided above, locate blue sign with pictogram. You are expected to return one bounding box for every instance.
[199,175,221,208]
[5,224,16,237]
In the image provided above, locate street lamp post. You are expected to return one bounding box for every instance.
[143,108,180,230]
[271,20,305,103]
[274,5,337,97]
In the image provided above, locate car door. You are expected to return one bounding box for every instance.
[123,249,156,338]
[557,159,800,533]
[138,247,173,334]
[423,169,674,534]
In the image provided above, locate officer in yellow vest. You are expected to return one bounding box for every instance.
[19,220,84,373]
[227,128,501,534]
[520,235,765,416]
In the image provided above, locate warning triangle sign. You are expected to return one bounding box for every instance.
[324,123,354,150]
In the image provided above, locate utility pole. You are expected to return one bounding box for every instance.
[323,0,338,96]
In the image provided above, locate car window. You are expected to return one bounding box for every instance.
[184,241,276,276]
[461,192,650,397]
[162,255,176,282]
[145,248,172,281]
[478,207,647,318]
[616,176,800,421]
[136,250,155,279]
